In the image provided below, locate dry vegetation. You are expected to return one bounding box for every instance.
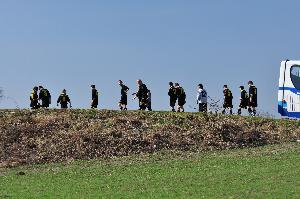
[0,109,299,167]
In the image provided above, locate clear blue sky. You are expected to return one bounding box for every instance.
[0,0,299,116]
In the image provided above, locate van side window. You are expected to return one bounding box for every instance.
[290,65,300,90]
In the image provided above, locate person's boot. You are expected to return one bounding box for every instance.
[222,109,226,114]
[230,109,233,115]
[253,109,256,116]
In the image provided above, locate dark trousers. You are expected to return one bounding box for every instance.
[199,103,207,112]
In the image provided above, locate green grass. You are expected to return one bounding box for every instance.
[1,143,300,199]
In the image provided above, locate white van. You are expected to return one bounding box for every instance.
[278,60,300,118]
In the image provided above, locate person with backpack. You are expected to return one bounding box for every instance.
[30,86,39,109]
[222,85,233,114]
[197,84,207,113]
[57,89,72,109]
[38,86,51,108]
[175,83,186,112]
[237,86,248,115]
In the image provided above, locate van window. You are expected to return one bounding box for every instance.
[290,65,300,90]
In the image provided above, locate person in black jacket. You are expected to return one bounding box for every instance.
[248,81,258,116]
[91,85,99,109]
[57,89,71,109]
[168,82,177,112]
[237,86,248,115]
[222,85,233,114]
[38,86,51,108]
[133,79,148,110]
[118,80,129,110]
[175,83,186,112]
[30,86,39,109]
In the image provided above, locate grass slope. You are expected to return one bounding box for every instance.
[1,143,300,198]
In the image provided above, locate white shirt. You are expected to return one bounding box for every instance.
[197,88,207,103]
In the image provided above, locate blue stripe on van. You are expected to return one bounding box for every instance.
[278,87,300,94]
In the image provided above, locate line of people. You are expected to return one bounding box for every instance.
[29,80,257,116]
[192,81,257,116]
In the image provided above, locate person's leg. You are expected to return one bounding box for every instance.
[253,107,256,116]
[148,102,152,111]
[237,108,241,115]
[222,103,226,114]
[199,103,205,113]
[248,107,252,115]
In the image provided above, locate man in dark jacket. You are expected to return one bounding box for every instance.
[38,86,51,108]
[91,85,99,109]
[222,85,233,114]
[118,80,129,110]
[168,82,177,112]
[175,83,186,112]
[248,81,258,116]
[237,86,248,115]
[57,89,71,109]
[133,79,148,110]
[30,86,39,109]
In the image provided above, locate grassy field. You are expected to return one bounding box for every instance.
[1,143,299,199]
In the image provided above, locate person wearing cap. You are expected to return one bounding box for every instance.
[197,84,207,113]
[222,85,233,114]
[248,81,258,116]
[38,86,51,108]
[118,80,129,110]
[175,83,186,112]
[237,86,248,115]
[30,86,39,109]
[57,89,71,109]
[91,85,99,109]
[168,82,177,112]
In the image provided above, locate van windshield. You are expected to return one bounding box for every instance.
[291,65,300,90]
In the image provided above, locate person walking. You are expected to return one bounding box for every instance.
[175,83,186,112]
[118,80,129,110]
[168,82,177,112]
[91,85,99,109]
[222,85,233,114]
[57,89,72,109]
[237,86,248,115]
[30,86,39,109]
[38,86,51,108]
[248,81,258,116]
[133,79,148,110]
[197,84,207,113]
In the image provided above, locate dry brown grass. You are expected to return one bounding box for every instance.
[1,109,299,167]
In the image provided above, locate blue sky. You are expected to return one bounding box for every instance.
[0,0,300,116]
